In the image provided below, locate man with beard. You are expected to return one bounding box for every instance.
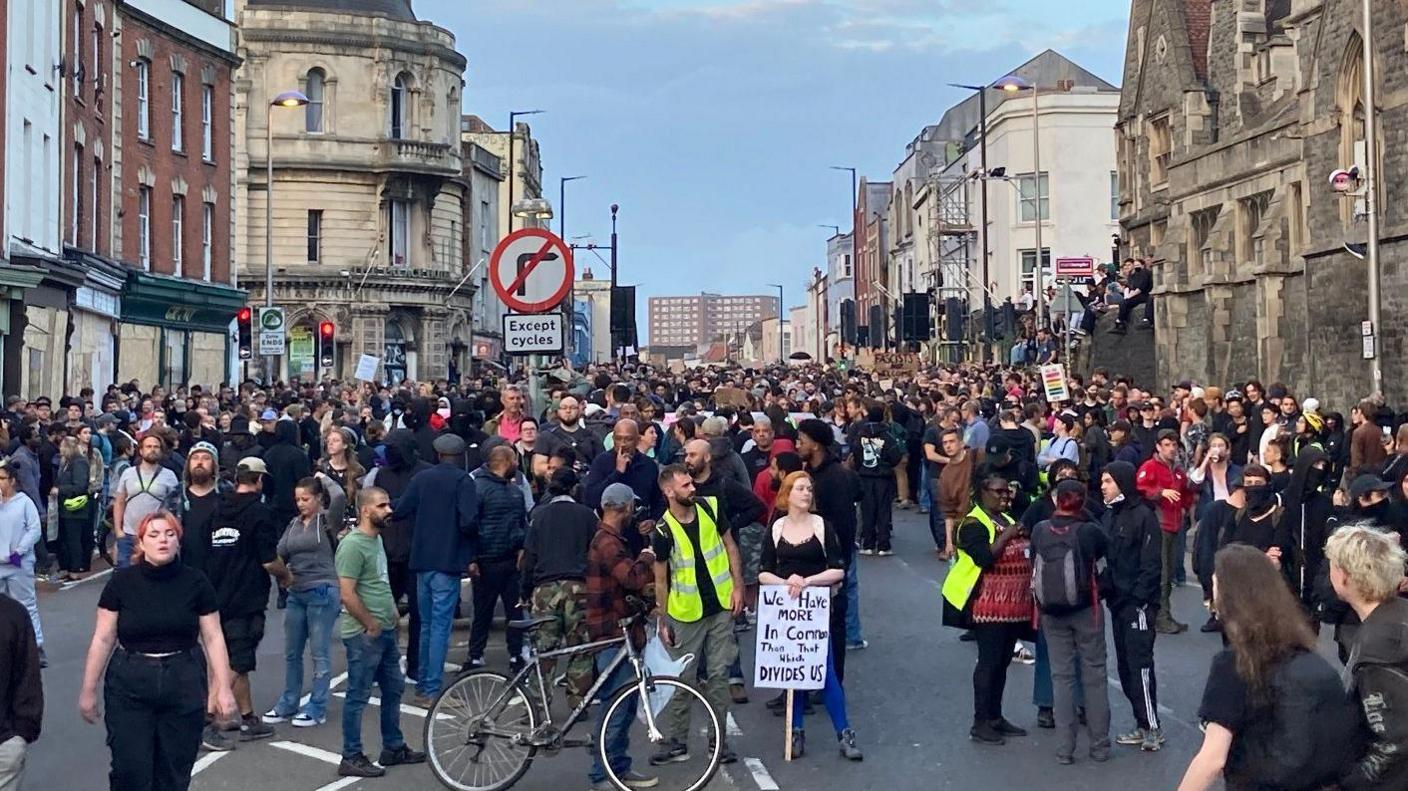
[179,441,229,577]
[650,464,743,766]
[206,458,291,746]
[466,446,528,671]
[538,396,604,473]
[111,434,180,569]
[362,430,431,684]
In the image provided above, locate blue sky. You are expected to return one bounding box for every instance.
[427,0,1128,339]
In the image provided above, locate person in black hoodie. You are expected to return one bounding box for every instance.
[406,397,441,467]
[986,409,1037,515]
[364,429,432,683]
[796,419,863,678]
[1281,447,1334,613]
[852,406,904,555]
[262,419,311,530]
[1326,524,1408,791]
[1316,475,1406,662]
[0,591,41,788]
[1098,460,1164,752]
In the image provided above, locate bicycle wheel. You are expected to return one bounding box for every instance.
[597,675,722,791]
[425,669,540,791]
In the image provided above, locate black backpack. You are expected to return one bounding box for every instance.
[1031,519,1099,615]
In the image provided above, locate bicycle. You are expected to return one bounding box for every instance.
[425,603,723,791]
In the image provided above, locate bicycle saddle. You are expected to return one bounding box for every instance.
[506,616,555,632]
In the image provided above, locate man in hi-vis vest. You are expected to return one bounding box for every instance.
[651,463,744,766]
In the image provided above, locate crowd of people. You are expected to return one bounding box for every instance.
[0,355,1406,789]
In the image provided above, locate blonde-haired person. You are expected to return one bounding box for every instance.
[79,510,238,789]
[757,471,862,761]
[1327,524,1408,790]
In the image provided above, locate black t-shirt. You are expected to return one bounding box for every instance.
[1199,649,1266,786]
[652,501,733,621]
[1224,507,1281,552]
[921,425,945,478]
[759,517,844,580]
[99,560,217,653]
[180,487,222,576]
[206,492,280,616]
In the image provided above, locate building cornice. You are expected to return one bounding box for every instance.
[239,27,466,70]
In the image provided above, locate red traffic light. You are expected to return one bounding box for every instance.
[238,307,252,321]
[319,321,335,338]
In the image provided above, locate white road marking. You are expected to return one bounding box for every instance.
[894,558,943,592]
[310,778,361,791]
[332,691,453,720]
[743,757,780,790]
[59,567,112,591]
[726,711,742,737]
[270,740,345,766]
[300,671,349,707]
[190,751,228,776]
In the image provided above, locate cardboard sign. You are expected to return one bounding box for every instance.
[754,584,831,691]
[1040,363,1070,402]
[859,350,920,374]
[713,386,751,410]
[354,354,380,382]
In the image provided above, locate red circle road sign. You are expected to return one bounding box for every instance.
[489,228,575,314]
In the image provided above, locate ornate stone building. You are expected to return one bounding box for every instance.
[233,0,472,384]
[1118,0,1408,408]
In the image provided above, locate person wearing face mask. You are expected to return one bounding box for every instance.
[1281,447,1334,615]
[1315,474,1406,661]
[1218,466,1285,572]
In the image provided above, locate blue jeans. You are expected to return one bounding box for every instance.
[1032,627,1084,709]
[274,583,341,720]
[1172,520,1189,585]
[791,652,849,735]
[588,647,637,784]
[918,465,932,511]
[845,546,863,644]
[417,571,461,697]
[341,630,405,758]
[116,534,134,569]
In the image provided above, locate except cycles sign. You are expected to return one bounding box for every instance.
[502,313,565,355]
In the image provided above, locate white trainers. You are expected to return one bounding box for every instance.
[261,708,293,724]
[291,713,325,728]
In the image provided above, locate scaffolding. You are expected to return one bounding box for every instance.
[926,173,977,364]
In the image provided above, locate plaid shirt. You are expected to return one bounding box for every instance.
[585,521,655,648]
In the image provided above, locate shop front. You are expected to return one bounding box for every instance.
[12,255,85,400]
[65,250,128,395]
[0,263,47,398]
[118,272,247,389]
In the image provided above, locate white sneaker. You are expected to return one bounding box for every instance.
[1013,645,1036,665]
[261,708,293,724]
[291,713,325,728]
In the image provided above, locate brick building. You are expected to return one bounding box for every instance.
[853,179,890,348]
[1117,0,1408,409]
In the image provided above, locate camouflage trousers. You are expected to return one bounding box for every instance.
[530,580,594,707]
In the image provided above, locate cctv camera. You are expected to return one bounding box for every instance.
[1329,168,1359,194]
[129,60,139,68]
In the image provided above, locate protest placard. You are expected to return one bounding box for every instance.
[354,354,380,382]
[753,584,830,691]
[1040,363,1070,402]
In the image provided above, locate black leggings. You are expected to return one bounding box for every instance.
[972,621,1027,725]
[105,648,207,791]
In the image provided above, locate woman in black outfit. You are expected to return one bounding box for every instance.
[78,510,237,791]
[757,470,862,762]
[54,435,93,580]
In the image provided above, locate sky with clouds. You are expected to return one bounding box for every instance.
[425,0,1129,339]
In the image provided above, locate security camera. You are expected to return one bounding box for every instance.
[1329,167,1361,194]
[129,60,139,68]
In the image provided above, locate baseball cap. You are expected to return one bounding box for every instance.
[1175,380,1193,391]
[1156,428,1180,444]
[236,457,269,475]
[259,409,278,421]
[1348,474,1393,502]
[95,413,118,428]
[600,483,636,509]
[189,441,220,463]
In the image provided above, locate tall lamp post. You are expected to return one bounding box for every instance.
[948,82,994,361]
[264,89,309,384]
[512,198,554,410]
[1362,0,1384,395]
[767,283,784,364]
[567,204,622,363]
[506,110,544,233]
[993,74,1045,329]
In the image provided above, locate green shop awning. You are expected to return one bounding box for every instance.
[121,272,248,333]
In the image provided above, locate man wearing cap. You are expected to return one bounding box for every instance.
[585,481,658,790]
[206,457,291,746]
[180,441,229,576]
[1131,402,1160,463]
[110,433,181,569]
[220,416,262,482]
[391,432,480,707]
[257,408,280,451]
[1135,429,1196,634]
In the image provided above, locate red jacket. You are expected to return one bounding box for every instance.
[1135,456,1194,534]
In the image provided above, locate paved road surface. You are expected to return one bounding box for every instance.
[29,507,1315,790]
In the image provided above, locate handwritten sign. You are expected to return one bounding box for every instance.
[1040,363,1070,403]
[754,585,830,690]
[354,354,380,382]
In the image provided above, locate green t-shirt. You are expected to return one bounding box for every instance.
[334,530,398,639]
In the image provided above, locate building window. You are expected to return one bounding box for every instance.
[92,27,101,106]
[1240,191,1272,268]
[305,69,324,133]
[201,84,214,160]
[71,143,83,246]
[480,199,491,251]
[1149,115,1171,187]
[389,200,409,266]
[1110,171,1119,220]
[202,202,213,281]
[843,254,852,277]
[91,155,100,251]
[172,195,185,275]
[138,186,151,269]
[136,59,150,139]
[307,209,323,263]
[390,73,406,139]
[1189,206,1219,277]
[1020,248,1051,294]
[72,6,82,96]
[1017,172,1050,222]
[171,71,184,152]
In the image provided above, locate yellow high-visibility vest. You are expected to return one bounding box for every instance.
[941,504,1015,612]
[661,496,733,622]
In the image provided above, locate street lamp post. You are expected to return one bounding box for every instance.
[767,283,784,364]
[511,198,555,412]
[994,75,1045,329]
[506,110,544,233]
[264,89,309,384]
[1362,0,1384,395]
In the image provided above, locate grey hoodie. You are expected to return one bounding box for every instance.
[276,476,347,591]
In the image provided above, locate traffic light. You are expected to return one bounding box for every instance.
[237,307,253,360]
[318,321,335,369]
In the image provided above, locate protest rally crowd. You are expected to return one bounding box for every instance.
[2,337,1408,790]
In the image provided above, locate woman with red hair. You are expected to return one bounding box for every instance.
[78,510,237,790]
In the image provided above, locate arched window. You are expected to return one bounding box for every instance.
[390,73,407,138]
[305,68,325,133]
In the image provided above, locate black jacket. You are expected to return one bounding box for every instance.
[1099,461,1162,612]
[369,429,433,563]
[1343,596,1408,791]
[262,420,311,526]
[807,450,861,554]
[694,468,764,530]
[0,593,41,746]
[986,425,1037,491]
[471,467,528,562]
[56,456,91,523]
[853,420,904,477]
[519,497,597,601]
